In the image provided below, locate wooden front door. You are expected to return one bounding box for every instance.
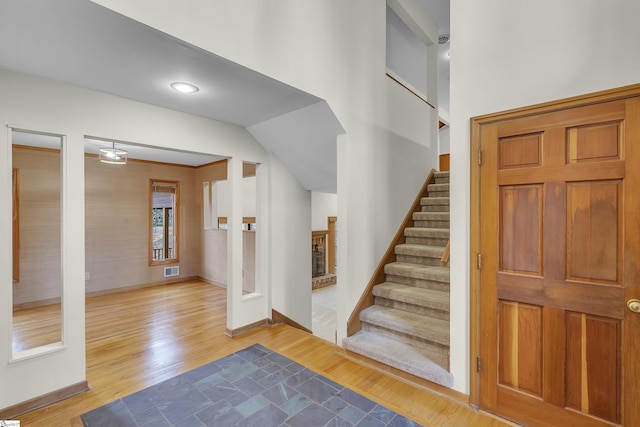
[476,91,640,426]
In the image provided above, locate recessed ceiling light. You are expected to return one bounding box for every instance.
[170,82,199,94]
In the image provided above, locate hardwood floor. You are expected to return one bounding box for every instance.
[12,303,61,353]
[14,280,509,426]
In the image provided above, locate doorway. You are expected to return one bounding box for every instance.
[312,214,338,344]
[471,85,640,426]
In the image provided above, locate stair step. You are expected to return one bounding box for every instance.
[420,196,449,206]
[413,212,449,229]
[434,172,450,184]
[433,171,449,181]
[413,212,449,221]
[404,227,449,246]
[360,305,449,344]
[395,243,443,258]
[428,192,450,198]
[427,183,449,198]
[405,228,449,238]
[373,282,449,319]
[420,197,449,212]
[395,244,445,267]
[385,262,450,291]
[360,305,450,357]
[342,331,453,387]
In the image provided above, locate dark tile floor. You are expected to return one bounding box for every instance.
[81,344,422,427]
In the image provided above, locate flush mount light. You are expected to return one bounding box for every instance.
[99,141,127,165]
[170,81,199,93]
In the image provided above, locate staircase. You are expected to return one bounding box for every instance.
[343,171,453,388]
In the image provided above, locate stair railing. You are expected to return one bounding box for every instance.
[440,239,450,266]
[346,169,437,337]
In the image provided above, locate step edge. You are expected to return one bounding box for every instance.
[342,332,453,388]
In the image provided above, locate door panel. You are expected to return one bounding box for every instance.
[567,181,621,283]
[565,312,620,422]
[479,96,640,426]
[498,301,542,397]
[500,185,542,274]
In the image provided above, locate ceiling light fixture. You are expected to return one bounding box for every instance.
[170,81,199,94]
[99,141,127,165]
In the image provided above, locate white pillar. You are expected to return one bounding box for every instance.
[226,157,243,332]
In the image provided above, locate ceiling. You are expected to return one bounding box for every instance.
[0,0,449,186]
[0,0,322,128]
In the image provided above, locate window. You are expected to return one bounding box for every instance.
[150,180,179,265]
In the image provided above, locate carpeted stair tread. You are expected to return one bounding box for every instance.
[412,211,449,221]
[427,183,449,192]
[373,282,449,312]
[343,331,454,388]
[434,172,450,184]
[360,305,449,345]
[404,227,449,238]
[420,196,449,206]
[395,244,444,258]
[385,262,450,283]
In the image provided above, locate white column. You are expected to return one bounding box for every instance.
[0,128,86,410]
[226,157,243,332]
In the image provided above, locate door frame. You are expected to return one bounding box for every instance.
[469,82,640,410]
[327,216,337,275]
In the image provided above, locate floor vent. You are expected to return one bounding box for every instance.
[164,266,179,277]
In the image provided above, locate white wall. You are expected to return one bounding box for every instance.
[90,0,441,347]
[212,180,229,221]
[268,153,312,329]
[439,126,450,155]
[386,5,428,97]
[211,177,256,220]
[0,69,272,410]
[247,101,343,193]
[450,0,640,393]
[311,192,337,231]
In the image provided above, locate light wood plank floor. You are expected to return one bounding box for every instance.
[14,280,509,426]
[12,303,61,353]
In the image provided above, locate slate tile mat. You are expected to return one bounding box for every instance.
[81,344,422,427]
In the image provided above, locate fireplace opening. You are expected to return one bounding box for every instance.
[312,230,336,289]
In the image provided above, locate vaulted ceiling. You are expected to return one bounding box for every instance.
[0,0,448,192]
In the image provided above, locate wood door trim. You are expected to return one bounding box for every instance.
[469,82,640,410]
[328,216,337,275]
[472,82,640,125]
